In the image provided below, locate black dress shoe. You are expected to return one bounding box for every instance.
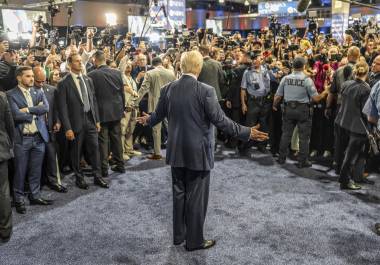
[356,178,375,185]
[0,235,11,244]
[185,239,216,251]
[277,157,286,164]
[76,177,89,190]
[48,183,68,193]
[94,177,109,188]
[29,198,54,206]
[173,240,184,246]
[375,223,380,236]
[15,202,26,214]
[111,165,126,173]
[297,160,312,168]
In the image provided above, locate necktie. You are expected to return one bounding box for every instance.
[78,76,90,112]
[24,90,33,107]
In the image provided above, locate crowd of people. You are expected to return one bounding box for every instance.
[1,21,380,246]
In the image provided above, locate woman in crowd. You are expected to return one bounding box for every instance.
[335,60,372,190]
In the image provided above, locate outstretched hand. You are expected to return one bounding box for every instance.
[136,112,150,126]
[250,124,269,142]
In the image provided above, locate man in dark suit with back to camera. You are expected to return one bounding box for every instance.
[57,53,109,190]
[0,90,14,243]
[7,66,52,214]
[137,50,268,251]
[88,51,126,177]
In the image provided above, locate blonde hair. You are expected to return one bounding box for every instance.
[180,50,204,75]
[354,60,369,77]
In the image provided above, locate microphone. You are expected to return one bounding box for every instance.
[162,5,167,18]
[296,0,311,13]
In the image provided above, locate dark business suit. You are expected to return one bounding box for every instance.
[88,65,125,174]
[0,92,14,241]
[7,87,49,203]
[198,57,226,101]
[148,75,250,248]
[38,84,61,186]
[57,73,101,180]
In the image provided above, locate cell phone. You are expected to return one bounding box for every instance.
[306,49,313,55]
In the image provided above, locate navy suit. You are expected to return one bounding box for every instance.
[7,86,49,203]
[148,75,250,248]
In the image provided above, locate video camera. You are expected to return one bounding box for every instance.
[307,18,318,32]
[69,25,84,44]
[35,15,49,35]
[269,16,281,34]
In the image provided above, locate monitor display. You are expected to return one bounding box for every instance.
[2,9,46,34]
[206,20,223,36]
[128,16,151,36]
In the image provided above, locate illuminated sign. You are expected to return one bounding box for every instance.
[258,2,306,16]
[150,0,185,29]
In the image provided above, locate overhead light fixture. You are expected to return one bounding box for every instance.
[219,0,225,3]
[105,13,117,26]
[244,0,250,6]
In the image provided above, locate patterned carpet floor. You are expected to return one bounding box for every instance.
[1,150,380,265]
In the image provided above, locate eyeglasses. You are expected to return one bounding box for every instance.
[35,80,45,84]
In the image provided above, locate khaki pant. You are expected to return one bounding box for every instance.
[152,122,162,156]
[121,111,136,154]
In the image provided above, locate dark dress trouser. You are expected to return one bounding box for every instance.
[42,139,60,185]
[171,167,210,248]
[339,132,367,185]
[279,104,312,162]
[0,160,12,239]
[69,112,101,179]
[98,120,124,175]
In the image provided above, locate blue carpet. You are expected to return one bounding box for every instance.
[1,151,380,265]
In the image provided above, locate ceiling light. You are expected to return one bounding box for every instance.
[244,0,250,6]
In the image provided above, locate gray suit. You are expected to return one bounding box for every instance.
[137,66,176,155]
[0,91,14,241]
[148,75,250,248]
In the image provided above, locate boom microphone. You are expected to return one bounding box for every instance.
[296,0,311,13]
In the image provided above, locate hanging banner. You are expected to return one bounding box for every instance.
[331,0,350,43]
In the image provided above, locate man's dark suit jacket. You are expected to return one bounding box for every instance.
[87,65,125,123]
[40,84,60,140]
[57,73,99,133]
[0,92,14,162]
[148,75,250,171]
[7,87,49,144]
[198,57,226,101]
[227,64,248,109]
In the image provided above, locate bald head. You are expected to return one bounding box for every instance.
[33,66,46,88]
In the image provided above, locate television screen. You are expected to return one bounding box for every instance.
[128,16,151,36]
[206,20,223,36]
[2,9,47,34]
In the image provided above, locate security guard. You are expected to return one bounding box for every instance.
[273,57,328,168]
[363,65,380,236]
[240,52,271,154]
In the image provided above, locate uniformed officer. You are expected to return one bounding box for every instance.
[273,57,328,168]
[363,62,380,236]
[240,53,271,154]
